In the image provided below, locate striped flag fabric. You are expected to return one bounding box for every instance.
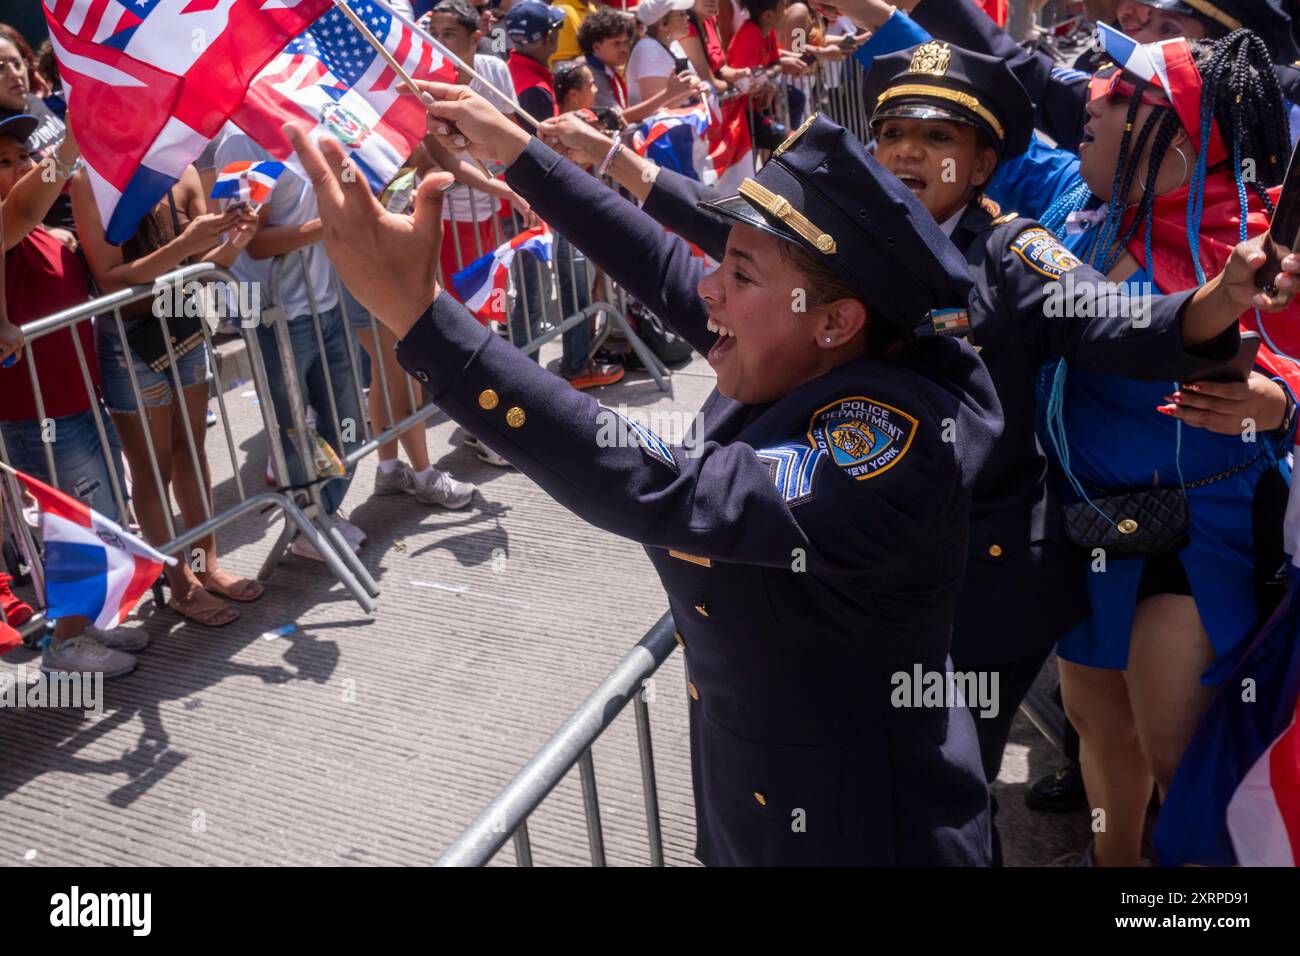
[15,470,175,631]
[448,224,553,323]
[1153,442,1300,866]
[210,160,287,207]
[230,0,458,193]
[42,0,333,243]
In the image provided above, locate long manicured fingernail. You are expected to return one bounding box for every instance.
[1184,383,1201,392]
[1162,394,1178,403]
[453,136,467,147]
[435,125,449,135]
[1156,405,1177,416]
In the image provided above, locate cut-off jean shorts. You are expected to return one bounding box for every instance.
[96,318,211,414]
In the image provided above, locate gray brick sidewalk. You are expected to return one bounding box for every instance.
[1,346,1087,866]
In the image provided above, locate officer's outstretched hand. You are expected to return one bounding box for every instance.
[413,81,532,168]
[284,124,449,338]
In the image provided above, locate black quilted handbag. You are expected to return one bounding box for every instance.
[1062,488,1189,560]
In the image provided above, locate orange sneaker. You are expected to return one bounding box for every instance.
[565,362,625,391]
[0,572,33,628]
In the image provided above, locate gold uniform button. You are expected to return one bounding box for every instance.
[506,407,526,428]
[694,603,709,618]
[687,681,700,701]
[478,389,499,411]
[674,630,686,650]
[1117,518,1139,535]
[988,544,1003,558]
[753,792,767,807]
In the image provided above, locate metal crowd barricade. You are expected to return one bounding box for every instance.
[0,262,377,645]
[435,612,679,867]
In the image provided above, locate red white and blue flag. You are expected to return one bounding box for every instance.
[448,224,553,323]
[210,160,286,207]
[42,0,334,243]
[230,0,458,194]
[633,98,752,193]
[1154,446,1300,866]
[15,470,175,631]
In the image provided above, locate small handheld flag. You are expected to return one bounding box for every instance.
[448,225,553,322]
[211,160,287,209]
[7,467,175,630]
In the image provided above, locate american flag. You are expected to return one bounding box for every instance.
[43,0,333,243]
[230,0,458,193]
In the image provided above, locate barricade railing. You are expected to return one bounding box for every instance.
[0,262,377,644]
[435,611,679,867]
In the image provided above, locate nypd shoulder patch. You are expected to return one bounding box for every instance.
[755,443,825,506]
[807,397,918,481]
[1010,228,1084,279]
[617,412,678,473]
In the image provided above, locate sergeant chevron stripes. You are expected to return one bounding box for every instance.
[755,444,825,506]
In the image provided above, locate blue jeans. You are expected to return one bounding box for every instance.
[1,406,125,522]
[506,225,592,375]
[255,305,362,515]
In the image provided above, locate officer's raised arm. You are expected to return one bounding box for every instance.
[419,81,715,354]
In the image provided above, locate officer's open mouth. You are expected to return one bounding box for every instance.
[896,173,927,196]
[706,317,737,367]
[1080,126,1096,149]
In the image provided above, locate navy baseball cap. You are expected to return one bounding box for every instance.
[0,110,39,144]
[505,1,565,44]
[863,41,1035,158]
[698,114,974,335]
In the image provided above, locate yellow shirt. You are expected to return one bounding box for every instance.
[549,0,599,65]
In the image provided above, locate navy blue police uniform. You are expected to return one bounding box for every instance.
[907,0,1300,154]
[395,117,1004,865]
[638,47,1244,797]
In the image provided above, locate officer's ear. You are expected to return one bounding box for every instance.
[817,297,868,349]
[970,144,999,190]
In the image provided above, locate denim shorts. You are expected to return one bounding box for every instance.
[1,406,125,522]
[95,318,211,414]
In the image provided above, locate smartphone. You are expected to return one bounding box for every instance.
[801,52,817,65]
[673,56,691,74]
[1256,140,1300,292]
[1184,330,1262,384]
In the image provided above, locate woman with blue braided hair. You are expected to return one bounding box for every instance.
[1010,29,1300,866]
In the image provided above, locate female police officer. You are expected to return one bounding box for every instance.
[283,91,1004,864]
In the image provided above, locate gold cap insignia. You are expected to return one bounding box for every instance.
[737,179,837,256]
[908,41,952,77]
[772,112,818,160]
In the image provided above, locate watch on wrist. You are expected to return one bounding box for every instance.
[52,155,84,180]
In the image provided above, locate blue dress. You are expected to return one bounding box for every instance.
[1008,148,1294,685]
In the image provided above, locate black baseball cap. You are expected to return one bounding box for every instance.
[0,110,39,144]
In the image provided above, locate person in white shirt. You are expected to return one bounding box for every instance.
[626,0,705,107]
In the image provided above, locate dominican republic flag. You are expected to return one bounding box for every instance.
[1094,22,1228,165]
[702,94,755,194]
[448,224,553,323]
[15,470,175,631]
[210,160,286,207]
[42,0,333,243]
[634,103,711,178]
[230,0,458,194]
[1154,448,1300,866]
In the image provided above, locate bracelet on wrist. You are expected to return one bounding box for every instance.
[597,138,624,178]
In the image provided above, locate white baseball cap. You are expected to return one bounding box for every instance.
[635,0,695,26]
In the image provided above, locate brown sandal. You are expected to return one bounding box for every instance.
[168,587,239,628]
[196,569,265,603]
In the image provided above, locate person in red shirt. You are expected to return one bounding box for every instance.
[505,1,567,123]
[683,0,755,93]
[0,114,143,677]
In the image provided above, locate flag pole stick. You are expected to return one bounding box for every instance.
[0,460,16,476]
[342,0,543,130]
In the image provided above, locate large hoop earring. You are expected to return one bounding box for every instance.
[1143,145,1190,196]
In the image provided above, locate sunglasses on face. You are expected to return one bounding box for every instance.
[1088,70,1171,107]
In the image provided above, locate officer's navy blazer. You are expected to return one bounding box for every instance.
[395,140,1005,865]
[642,167,1241,670]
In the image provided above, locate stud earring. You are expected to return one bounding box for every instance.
[824,337,832,344]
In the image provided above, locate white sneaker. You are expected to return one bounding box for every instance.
[374,460,415,496]
[87,626,150,653]
[411,468,475,509]
[41,635,137,679]
[333,516,368,549]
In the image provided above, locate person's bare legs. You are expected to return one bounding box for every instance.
[1059,658,1150,866]
[1125,594,1218,799]
[110,398,235,626]
[357,323,429,470]
[167,381,261,602]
